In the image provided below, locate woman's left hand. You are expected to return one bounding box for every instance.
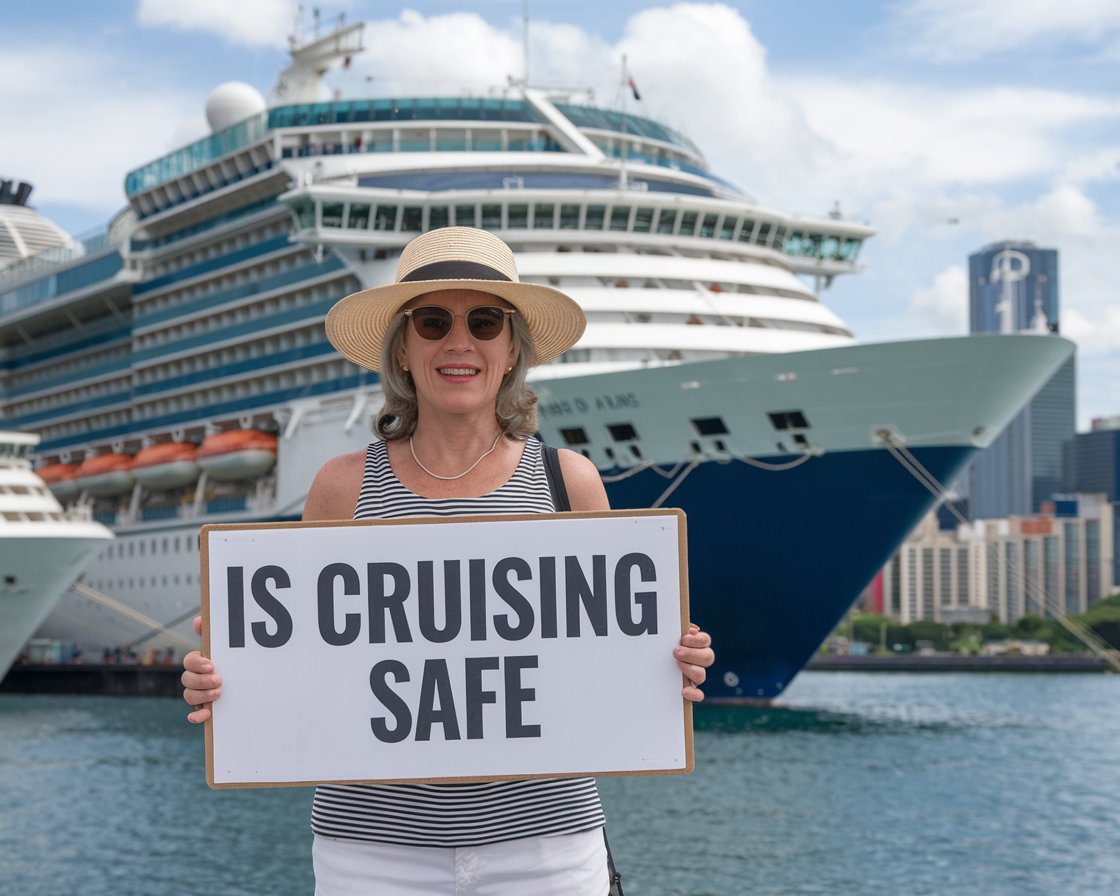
[675,623,714,702]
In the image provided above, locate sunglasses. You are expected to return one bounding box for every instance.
[402,305,516,341]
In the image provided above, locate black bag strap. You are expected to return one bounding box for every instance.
[540,442,571,512]
[604,828,625,895]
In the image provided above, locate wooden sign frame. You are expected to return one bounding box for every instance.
[201,508,689,788]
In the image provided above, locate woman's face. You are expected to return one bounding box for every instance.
[397,289,518,422]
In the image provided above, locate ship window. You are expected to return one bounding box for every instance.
[633,207,654,233]
[508,204,528,229]
[719,218,736,240]
[700,213,718,238]
[656,210,677,234]
[533,204,555,228]
[374,205,398,230]
[609,207,630,231]
[322,202,344,228]
[292,200,315,229]
[454,205,477,227]
[690,416,729,436]
[768,410,810,430]
[560,427,590,446]
[559,204,580,229]
[607,423,639,441]
[347,204,370,229]
[429,206,449,229]
[585,205,606,230]
[679,211,698,236]
[757,222,772,246]
[402,207,423,231]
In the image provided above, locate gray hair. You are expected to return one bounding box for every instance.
[373,308,539,440]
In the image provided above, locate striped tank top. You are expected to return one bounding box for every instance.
[310,436,605,847]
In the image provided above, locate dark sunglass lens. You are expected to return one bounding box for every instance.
[411,307,453,339]
[466,307,507,340]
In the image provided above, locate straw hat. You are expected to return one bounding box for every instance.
[325,227,586,371]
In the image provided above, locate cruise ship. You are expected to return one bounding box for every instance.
[0,22,1073,700]
[0,431,113,677]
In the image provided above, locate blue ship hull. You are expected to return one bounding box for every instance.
[602,444,972,701]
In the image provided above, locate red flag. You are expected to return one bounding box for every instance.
[627,76,641,101]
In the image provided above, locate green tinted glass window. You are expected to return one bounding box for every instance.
[559,204,580,229]
[533,204,555,228]
[585,205,606,229]
[429,207,449,230]
[656,210,677,234]
[347,204,370,229]
[481,204,502,228]
[402,207,423,231]
[454,205,477,227]
[634,208,654,233]
[374,206,398,230]
[609,207,631,231]
[679,211,698,235]
[322,202,344,228]
[508,204,529,228]
[700,213,718,238]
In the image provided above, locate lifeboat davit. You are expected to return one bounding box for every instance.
[38,463,81,501]
[132,442,200,490]
[195,430,277,482]
[72,453,135,498]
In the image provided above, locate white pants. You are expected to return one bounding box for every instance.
[312,828,610,896]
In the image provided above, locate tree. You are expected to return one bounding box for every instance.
[1074,593,1120,650]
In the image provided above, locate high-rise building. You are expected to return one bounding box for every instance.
[967,242,1075,517]
[1063,416,1120,586]
[884,496,1114,624]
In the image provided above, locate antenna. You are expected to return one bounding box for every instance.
[523,0,530,88]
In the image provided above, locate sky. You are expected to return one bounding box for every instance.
[4,0,1119,430]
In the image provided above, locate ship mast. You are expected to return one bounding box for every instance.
[271,9,365,104]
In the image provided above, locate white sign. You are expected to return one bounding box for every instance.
[201,510,692,788]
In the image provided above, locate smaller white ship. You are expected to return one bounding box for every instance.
[0,431,113,677]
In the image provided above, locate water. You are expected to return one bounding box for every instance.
[2,672,1117,895]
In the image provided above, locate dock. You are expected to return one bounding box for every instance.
[806,653,1113,672]
[0,653,1112,699]
[1,664,182,697]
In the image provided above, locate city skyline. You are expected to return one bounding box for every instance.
[4,1,1119,429]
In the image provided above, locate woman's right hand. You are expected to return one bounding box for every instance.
[181,615,221,723]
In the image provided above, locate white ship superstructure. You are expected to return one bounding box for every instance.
[0,21,1075,698]
[0,431,113,676]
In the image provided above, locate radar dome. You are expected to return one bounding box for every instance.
[205,82,267,132]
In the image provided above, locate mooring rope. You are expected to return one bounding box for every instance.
[876,429,1120,671]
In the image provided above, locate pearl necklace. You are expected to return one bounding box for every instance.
[409,432,503,481]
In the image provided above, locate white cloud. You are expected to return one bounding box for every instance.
[0,47,199,218]
[889,0,1120,61]
[137,0,297,48]
[911,265,968,335]
[340,10,535,95]
[784,80,1120,199]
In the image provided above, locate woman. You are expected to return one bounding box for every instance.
[182,227,715,895]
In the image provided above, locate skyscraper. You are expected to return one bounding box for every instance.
[967,242,1076,518]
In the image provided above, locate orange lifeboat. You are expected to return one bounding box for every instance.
[38,463,81,501]
[195,430,277,482]
[71,453,135,498]
[132,442,200,490]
